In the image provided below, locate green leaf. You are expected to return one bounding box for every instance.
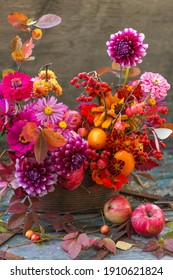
[165,221,173,230]
[0,225,8,233]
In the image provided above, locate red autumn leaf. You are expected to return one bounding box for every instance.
[6,203,28,214]
[8,12,30,32]
[31,211,40,229]
[22,38,35,59]
[41,128,66,149]
[23,212,34,234]
[164,239,173,252]
[143,240,159,252]
[135,159,159,171]
[96,66,114,76]
[22,122,39,142]
[153,247,166,259]
[7,213,26,230]
[34,133,48,164]
[68,240,81,259]
[53,221,64,232]
[77,233,90,247]
[62,231,79,241]
[35,14,61,29]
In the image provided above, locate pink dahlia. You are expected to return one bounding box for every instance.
[106,28,148,67]
[50,132,88,177]
[1,72,33,101]
[33,96,68,125]
[15,157,57,197]
[7,120,35,157]
[0,97,16,131]
[140,72,170,101]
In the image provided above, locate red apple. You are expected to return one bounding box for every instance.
[103,194,132,224]
[131,203,165,237]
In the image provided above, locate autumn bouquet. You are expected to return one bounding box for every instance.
[0,13,172,212]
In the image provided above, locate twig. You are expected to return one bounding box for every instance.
[120,188,161,201]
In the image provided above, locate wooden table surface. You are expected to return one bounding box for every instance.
[0,149,173,260]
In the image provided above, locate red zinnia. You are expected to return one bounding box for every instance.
[1,72,33,101]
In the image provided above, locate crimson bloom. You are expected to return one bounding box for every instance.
[1,72,33,101]
[106,28,148,67]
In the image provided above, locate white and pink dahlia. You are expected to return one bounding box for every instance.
[106,28,148,67]
[15,157,57,197]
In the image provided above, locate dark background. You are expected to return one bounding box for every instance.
[0,0,173,126]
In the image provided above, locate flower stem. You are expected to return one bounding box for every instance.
[123,67,130,85]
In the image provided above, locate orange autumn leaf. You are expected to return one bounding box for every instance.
[22,122,39,142]
[8,12,30,32]
[41,128,66,149]
[34,133,48,164]
[11,36,35,63]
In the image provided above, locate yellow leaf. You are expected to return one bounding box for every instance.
[116,241,134,251]
[94,112,105,127]
[11,50,24,64]
[102,117,113,129]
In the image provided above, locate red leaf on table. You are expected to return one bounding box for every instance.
[6,203,28,214]
[62,231,79,241]
[143,240,158,252]
[77,233,90,247]
[68,240,81,259]
[7,213,26,230]
[164,239,173,252]
[103,238,116,254]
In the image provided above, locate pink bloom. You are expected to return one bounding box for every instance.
[15,157,57,197]
[106,28,148,67]
[140,72,170,101]
[1,72,33,101]
[7,120,35,157]
[33,96,68,125]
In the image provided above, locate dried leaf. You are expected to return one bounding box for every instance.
[35,14,61,29]
[34,133,48,164]
[103,238,116,254]
[7,213,25,230]
[96,67,113,76]
[116,240,134,251]
[42,128,66,149]
[135,172,156,182]
[22,122,39,142]
[131,173,146,188]
[8,12,30,32]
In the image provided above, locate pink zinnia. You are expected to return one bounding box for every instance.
[33,96,68,125]
[7,120,35,157]
[1,72,33,101]
[140,72,170,101]
[106,28,148,67]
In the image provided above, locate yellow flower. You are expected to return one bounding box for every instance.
[38,69,57,80]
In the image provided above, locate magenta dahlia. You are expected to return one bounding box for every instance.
[15,157,57,197]
[50,132,88,177]
[33,96,68,125]
[140,72,170,101]
[0,97,16,131]
[106,28,148,67]
[1,72,33,101]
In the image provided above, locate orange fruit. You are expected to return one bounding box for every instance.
[25,229,35,239]
[87,128,107,149]
[114,150,135,176]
